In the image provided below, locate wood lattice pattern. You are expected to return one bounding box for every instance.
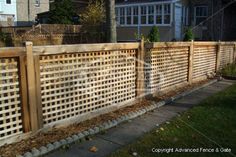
[146,47,189,93]
[193,46,217,80]
[0,58,23,139]
[39,50,137,125]
[220,45,234,69]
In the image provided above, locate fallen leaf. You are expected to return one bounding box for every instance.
[89,146,98,152]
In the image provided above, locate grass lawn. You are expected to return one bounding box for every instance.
[109,83,236,157]
[221,64,236,77]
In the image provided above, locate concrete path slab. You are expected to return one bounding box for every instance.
[44,80,235,157]
[46,137,121,157]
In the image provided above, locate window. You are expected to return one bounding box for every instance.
[126,7,132,25]
[194,6,208,25]
[164,4,171,24]
[156,5,162,24]
[120,8,125,25]
[133,6,139,25]
[182,6,189,26]
[141,6,147,24]
[148,6,154,24]
[6,0,11,4]
[115,3,172,26]
[35,0,40,7]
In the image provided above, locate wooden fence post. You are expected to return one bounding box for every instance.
[188,40,194,84]
[216,41,221,72]
[136,39,145,97]
[25,41,43,131]
[18,56,31,132]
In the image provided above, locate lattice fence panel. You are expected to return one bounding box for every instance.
[39,50,137,125]
[0,58,23,139]
[220,45,234,69]
[193,46,217,80]
[146,47,189,93]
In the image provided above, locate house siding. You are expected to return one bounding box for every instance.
[0,0,17,26]
[16,0,49,26]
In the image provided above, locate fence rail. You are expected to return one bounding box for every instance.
[0,41,235,146]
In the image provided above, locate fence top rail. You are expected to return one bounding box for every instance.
[145,42,192,48]
[146,41,236,49]
[32,42,140,55]
[0,47,26,58]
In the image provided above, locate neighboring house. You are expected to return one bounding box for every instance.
[115,0,188,41]
[17,0,50,26]
[0,0,17,26]
[37,0,88,24]
[115,0,236,41]
[188,0,236,41]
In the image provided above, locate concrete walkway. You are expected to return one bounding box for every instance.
[44,80,235,157]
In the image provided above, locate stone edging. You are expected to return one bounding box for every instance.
[17,79,218,157]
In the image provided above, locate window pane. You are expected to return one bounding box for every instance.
[126,7,132,25]
[115,8,119,24]
[164,4,170,14]
[156,15,162,24]
[133,6,139,25]
[141,6,147,24]
[156,5,162,24]
[120,8,125,25]
[164,15,170,24]
[141,16,146,24]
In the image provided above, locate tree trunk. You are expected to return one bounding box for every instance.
[106,0,117,43]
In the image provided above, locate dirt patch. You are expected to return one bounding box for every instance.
[0,79,213,157]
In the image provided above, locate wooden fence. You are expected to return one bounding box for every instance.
[0,41,235,145]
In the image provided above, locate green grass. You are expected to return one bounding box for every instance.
[221,64,236,77]
[109,84,236,157]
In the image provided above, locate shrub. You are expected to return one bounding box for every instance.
[148,26,160,42]
[183,28,194,41]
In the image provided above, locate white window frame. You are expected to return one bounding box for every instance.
[194,6,208,26]
[116,1,173,27]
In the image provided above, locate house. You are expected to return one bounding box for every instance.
[37,0,88,24]
[188,0,236,41]
[115,0,188,41]
[16,0,50,26]
[115,0,236,41]
[0,0,17,26]
[0,0,49,27]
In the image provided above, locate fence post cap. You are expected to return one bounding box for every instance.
[25,41,33,46]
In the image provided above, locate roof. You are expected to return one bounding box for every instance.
[116,0,173,5]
